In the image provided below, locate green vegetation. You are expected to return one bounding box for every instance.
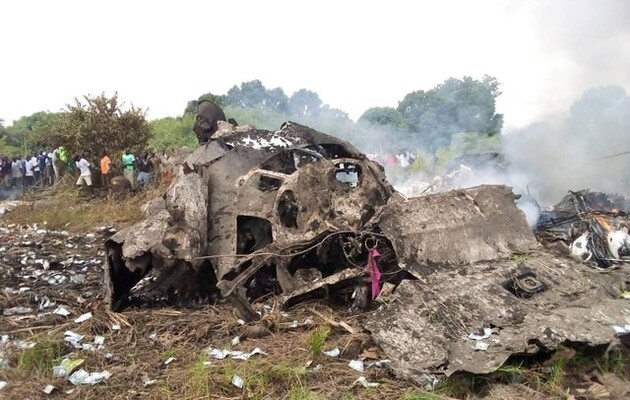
[399,391,446,400]
[1,76,506,177]
[16,339,63,375]
[286,387,328,400]
[307,326,330,355]
[185,356,211,399]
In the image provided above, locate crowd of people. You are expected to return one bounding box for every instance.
[0,147,157,192]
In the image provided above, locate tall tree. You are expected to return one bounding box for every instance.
[289,89,322,116]
[225,80,290,113]
[3,111,61,152]
[358,107,408,130]
[47,93,152,163]
[398,75,503,151]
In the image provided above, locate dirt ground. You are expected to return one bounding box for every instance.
[1,204,630,400]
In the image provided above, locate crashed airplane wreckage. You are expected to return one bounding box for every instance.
[104,121,630,381]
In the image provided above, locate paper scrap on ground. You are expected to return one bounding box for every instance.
[474,341,489,351]
[323,347,340,357]
[348,360,364,372]
[74,312,93,323]
[232,375,244,389]
[42,384,55,394]
[468,327,496,341]
[354,376,379,388]
[207,347,267,360]
[68,369,112,385]
[53,358,85,377]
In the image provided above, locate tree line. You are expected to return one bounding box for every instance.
[0,76,504,168]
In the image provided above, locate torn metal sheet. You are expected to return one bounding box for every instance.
[372,185,539,270]
[365,256,630,378]
[364,188,630,381]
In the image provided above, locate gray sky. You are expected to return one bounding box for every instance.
[1,0,629,129]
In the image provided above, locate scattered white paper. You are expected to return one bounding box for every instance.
[53,358,85,377]
[474,341,489,351]
[468,327,496,341]
[68,369,111,385]
[63,331,84,348]
[164,357,176,365]
[53,306,71,317]
[348,360,364,373]
[74,312,92,323]
[367,359,391,368]
[94,336,105,346]
[232,375,244,389]
[207,347,267,360]
[323,347,340,357]
[0,381,7,390]
[42,384,55,394]
[354,376,379,388]
[143,379,157,387]
[231,336,240,346]
[112,324,121,331]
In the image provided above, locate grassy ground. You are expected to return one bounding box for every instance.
[3,176,163,231]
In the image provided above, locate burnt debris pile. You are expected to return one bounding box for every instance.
[102,120,630,381]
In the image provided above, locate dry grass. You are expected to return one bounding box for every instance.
[4,178,166,232]
[0,302,426,400]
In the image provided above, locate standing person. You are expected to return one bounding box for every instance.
[50,147,62,182]
[44,150,54,186]
[122,149,136,188]
[100,150,112,188]
[11,157,23,187]
[24,155,35,187]
[74,155,93,190]
[31,153,40,185]
[1,156,11,187]
[37,151,47,186]
[136,152,153,187]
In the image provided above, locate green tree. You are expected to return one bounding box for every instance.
[4,111,61,151]
[358,107,408,130]
[149,115,197,150]
[225,80,290,113]
[398,75,503,151]
[47,93,152,163]
[289,89,322,116]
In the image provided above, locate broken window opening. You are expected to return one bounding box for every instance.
[317,143,355,159]
[334,162,362,188]
[245,263,280,301]
[236,216,273,254]
[260,148,324,175]
[258,175,283,192]
[277,191,299,228]
[260,151,297,174]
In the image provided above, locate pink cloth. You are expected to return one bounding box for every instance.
[366,248,382,299]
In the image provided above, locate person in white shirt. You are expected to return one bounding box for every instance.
[24,155,35,187]
[73,155,93,187]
